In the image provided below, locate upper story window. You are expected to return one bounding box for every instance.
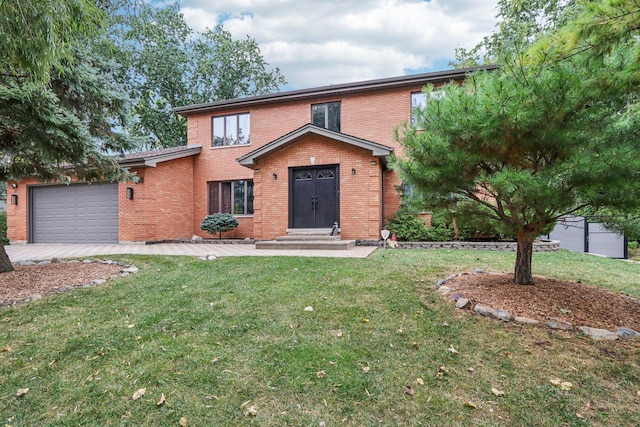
[411,90,444,126]
[312,102,340,132]
[212,113,250,147]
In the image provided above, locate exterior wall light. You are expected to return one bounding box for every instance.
[126,187,134,200]
[11,183,18,189]
[273,173,278,180]
[352,168,356,175]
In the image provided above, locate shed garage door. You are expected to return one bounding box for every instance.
[30,183,119,243]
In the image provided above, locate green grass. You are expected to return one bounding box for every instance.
[1,250,639,426]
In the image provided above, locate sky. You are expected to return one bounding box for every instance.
[172,0,500,90]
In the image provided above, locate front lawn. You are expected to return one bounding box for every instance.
[1,250,639,426]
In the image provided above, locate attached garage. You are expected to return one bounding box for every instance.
[29,183,119,243]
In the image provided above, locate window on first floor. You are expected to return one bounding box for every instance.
[208,180,254,215]
[312,101,341,132]
[212,113,250,147]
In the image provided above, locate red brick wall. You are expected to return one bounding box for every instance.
[8,157,195,243]
[185,84,431,240]
[119,156,195,242]
[252,135,383,240]
[7,83,439,243]
[6,179,29,243]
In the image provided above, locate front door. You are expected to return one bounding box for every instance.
[290,166,339,228]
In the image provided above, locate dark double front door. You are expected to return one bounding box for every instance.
[289,166,339,228]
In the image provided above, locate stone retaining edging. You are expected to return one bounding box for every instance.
[435,270,640,341]
[357,239,560,252]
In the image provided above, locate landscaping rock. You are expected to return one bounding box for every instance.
[18,261,36,266]
[435,279,446,287]
[450,292,463,301]
[206,254,217,261]
[37,260,51,265]
[90,279,107,286]
[51,257,60,263]
[546,319,574,331]
[437,286,452,296]
[456,297,471,309]
[578,326,618,341]
[514,316,540,325]
[474,304,511,321]
[121,266,139,273]
[192,235,203,241]
[495,309,512,321]
[617,327,640,339]
[28,293,42,302]
[473,268,485,274]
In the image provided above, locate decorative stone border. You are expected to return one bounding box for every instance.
[358,239,560,252]
[146,238,255,245]
[2,258,139,309]
[435,270,640,341]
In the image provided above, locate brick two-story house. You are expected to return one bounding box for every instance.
[6,66,493,244]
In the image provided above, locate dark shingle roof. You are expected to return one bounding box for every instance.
[173,65,498,116]
[119,145,202,168]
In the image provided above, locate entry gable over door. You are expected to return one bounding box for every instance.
[236,124,393,168]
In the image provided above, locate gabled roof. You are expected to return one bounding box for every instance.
[119,145,202,168]
[173,65,498,116]
[237,124,393,167]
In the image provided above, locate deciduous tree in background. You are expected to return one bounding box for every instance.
[108,2,286,148]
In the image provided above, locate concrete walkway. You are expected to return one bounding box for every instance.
[5,243,378,262]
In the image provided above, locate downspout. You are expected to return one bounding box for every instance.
[381,163,385,233]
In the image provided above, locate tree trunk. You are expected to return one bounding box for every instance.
[514,233,534,285]
[0,239,14,273]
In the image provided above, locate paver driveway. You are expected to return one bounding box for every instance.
[5,243,377,262]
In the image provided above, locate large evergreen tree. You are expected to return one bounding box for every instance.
[396,0,640,285]
[0,1,135,273]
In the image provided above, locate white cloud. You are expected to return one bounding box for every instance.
[179,0,499,89]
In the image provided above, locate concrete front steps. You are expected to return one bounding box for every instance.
[255,228,356,250]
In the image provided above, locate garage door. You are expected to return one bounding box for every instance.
[30,183,119,243]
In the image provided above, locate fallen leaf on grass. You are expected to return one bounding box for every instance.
[416,378,424,385]
[637,390,640,397]
[403,385,415,396]
[245,405,258,417]
[412,342,420,349]
[316,370,327,378]
[132,388,146,400]
[16,388,29,397]
[448,345,459,354]
[491,387,505,397]
[1,347,10,352]
[179,416,188,426]
[157,393,166,406]
[362,318,369,323]
[550,378,573,390]
[304,306,313,312]
[361,366,370,373]
[463,400,477,409]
